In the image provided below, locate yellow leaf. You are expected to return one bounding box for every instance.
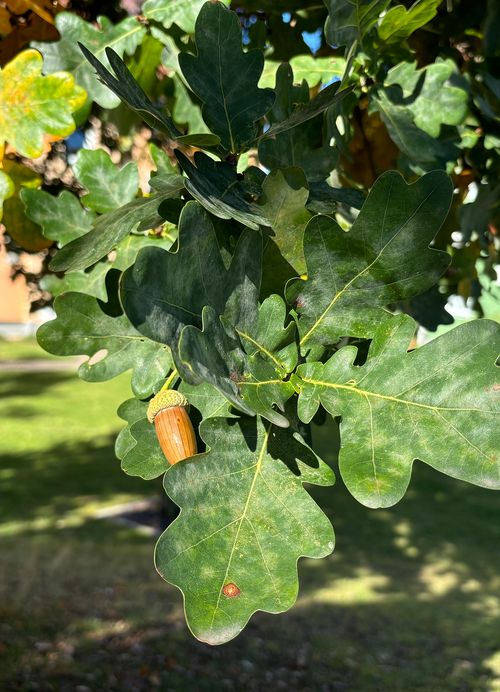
[0,49,87,159]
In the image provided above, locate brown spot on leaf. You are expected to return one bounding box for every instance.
[222,582,241,598]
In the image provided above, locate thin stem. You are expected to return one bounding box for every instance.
[160,368,179,393]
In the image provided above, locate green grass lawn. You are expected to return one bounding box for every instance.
[0,340,499,691]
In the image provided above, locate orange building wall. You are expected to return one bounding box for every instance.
[0,236,31,323]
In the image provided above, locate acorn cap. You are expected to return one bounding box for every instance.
[147,389,189,423]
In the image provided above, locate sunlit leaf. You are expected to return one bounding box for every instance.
[0,49,86,158]
[289,170,452,351]
[73,149,139,214]
[156,414,335,645]
[294,314,500,507]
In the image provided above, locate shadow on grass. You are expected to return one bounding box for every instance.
[0,435,158,530]
[0,370,75,399]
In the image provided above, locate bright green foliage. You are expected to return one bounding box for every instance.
[0,49,86,159]
[259,168,311,273]
[289,171,452,350]
[37,292,172,398]
[73,150,139,214]
[50,174,184,272]
[178,2,274,152]
[21,189,95,245]
[32,14,146,108]
[155,415,335,645]
[377,0,442,44]
[385,60,468,137]
[40,264,110,302]
[294,315,500,508]
[143,0,230,34]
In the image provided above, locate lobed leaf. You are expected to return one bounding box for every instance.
[50,174,184,272]
[289,170,452,351]
[178,2,274,152]
[121,201,262,349]
[0,49,86,159]
[33,13,146,108]
[294,314,500,508]
[73,149,139,214]
[21,189,95,246]
[37,292,172,398]
[377,0,442,44]
[156,415,335,645]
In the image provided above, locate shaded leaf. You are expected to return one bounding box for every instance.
[288,170,452,351]
[294,314,500,508]
[156,414,335,645]
[258,64,337,183]
[324,0,390,48]
[178,2,274,152]
[259,81,353,141]
[78,43,219,147]
[73,149,139,214]
[37,292,172,398]
[370,90,459,171]
[49,174,184,272]
[121,201,262,348]
[116,398,169,480]
[0,49,86,158]
[176,151,269,230]
[33,13,146,108]
[21,189,95,246]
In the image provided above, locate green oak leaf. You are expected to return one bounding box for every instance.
[113,234,176,272]
[370,90,459,171]
[259,64,337,183]
[37,292,172,398]
[0,49,86,159]
[121,201,262,348]
[79,45,217,148]
[40,263,110,301]
[259,81,353,142]
[258,168,312,274]
[143,0,230,34]
[32,14,146,108]
[260,55,346,89]
[378,0,442,44]
[73,149,139,214]
[288,170,452,351]
[307,181,365,213]
[155,414,335,645]
[324,0,391,48]
[49,174,184,272]
[116,380,235,480]
[294,314,500,508]
[21,189,95,246]
[116,398,168,480]
[385,60,468,138]
[175,151,269,230]
[179,298,296,427]
[178,2,274,152]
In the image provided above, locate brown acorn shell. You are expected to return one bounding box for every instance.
[154,405,197,465]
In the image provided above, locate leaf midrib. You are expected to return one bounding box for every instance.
[209,427,270,634]
[301,376,495,414]
[299,186,436,346]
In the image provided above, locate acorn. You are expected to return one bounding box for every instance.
[147,390,197,465]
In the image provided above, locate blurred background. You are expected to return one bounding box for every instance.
[1,0,500,689]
